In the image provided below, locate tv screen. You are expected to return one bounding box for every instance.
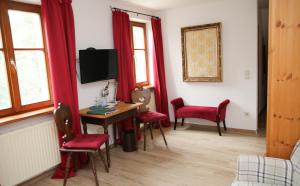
[79,49,118,84]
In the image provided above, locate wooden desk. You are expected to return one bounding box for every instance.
[79,102,141,153]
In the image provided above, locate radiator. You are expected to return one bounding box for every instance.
[0,120,61,186]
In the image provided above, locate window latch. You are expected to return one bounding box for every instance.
[10,59,17,71]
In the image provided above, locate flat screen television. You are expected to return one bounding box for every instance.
[79,49,118,84]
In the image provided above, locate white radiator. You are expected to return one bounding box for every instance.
[0,120,61,186]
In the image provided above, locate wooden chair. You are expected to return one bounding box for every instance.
[53,103,110,186]
[131,87,168,151]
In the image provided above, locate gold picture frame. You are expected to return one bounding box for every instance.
[181,22,222,82]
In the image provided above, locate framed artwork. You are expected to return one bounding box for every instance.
[181,22,222,82]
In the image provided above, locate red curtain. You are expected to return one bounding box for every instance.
[112,10,136,140]
[41,0,83,178]
[151,18,171,127]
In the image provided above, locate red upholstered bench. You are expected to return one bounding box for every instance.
[170,98,230,136]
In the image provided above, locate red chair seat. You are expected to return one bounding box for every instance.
[138,111,167,123]
[176,106,218,122]
[63,134,109,150]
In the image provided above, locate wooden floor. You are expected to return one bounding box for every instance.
[24,124,265,186]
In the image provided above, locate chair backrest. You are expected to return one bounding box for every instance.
[291,140,300,186]
[170,97,185,111]
[53,103,75,143]
[217,99,230,121]
[131,87,151,113]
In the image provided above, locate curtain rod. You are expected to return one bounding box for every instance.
[110,6,159,19]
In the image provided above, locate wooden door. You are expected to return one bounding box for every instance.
[266,0,300,159]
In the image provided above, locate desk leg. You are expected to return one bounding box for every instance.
[113,123,117,147]
[133,113,138,151]
[82,120,88,134]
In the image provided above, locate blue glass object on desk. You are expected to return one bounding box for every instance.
[99,96,107,107]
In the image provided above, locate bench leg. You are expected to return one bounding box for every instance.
[174,118,177,130]
[181,118,185,126]
[223,120,227,131]
[217,122,222,136]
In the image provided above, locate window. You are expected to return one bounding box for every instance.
[130,21,149,86]
[0,1,52,118]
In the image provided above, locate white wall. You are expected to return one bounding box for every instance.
[156,0,258,130]
[73,0,154,109]
[72,0,155,137]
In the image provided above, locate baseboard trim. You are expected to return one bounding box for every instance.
[171,122,257,135]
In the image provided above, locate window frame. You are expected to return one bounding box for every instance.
[130,21,150,87]
[0,1,52,118]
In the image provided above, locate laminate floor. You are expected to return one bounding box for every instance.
[23,124,265,186]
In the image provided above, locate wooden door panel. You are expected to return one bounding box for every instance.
[267,0,300,159]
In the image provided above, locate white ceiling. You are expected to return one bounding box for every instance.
[117,0,223,11]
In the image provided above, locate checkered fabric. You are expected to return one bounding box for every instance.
[236,155,293,186]
[291,140,300,186]
[232,181,280,186]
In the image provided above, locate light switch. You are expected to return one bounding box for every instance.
[245,70,250,80]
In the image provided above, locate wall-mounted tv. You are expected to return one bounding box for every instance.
[79,49,118,84]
